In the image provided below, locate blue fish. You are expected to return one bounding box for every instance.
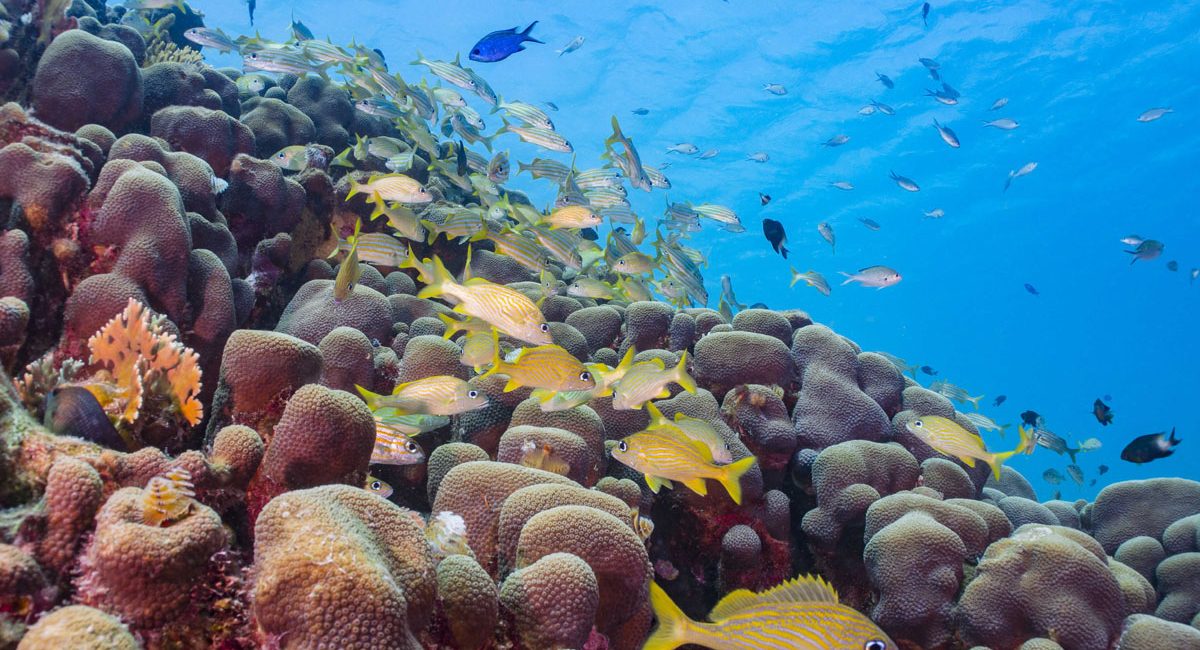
[469,22,543,62]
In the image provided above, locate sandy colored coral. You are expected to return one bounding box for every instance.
[496,483,632,573]
[435,554,498,650]
[16,605,138,650]
[500,552,598,650]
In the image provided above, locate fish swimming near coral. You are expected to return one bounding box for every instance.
[43,385,124,450]
[643,575,897,650]
[357,376,486,416]
[469,22,543,62]
[610,353,697,410]
[790,269,831,296]
[906,415,1029,479]
[631,507,655,542]
[365,475,393,498]
[418,255,553,345]
[333,219,362,301]
[646,401,732,464]
[371,420,426,465]
[611,427,756,504]
[1120,427,1181,464]
[479,334,596,396]
[762,218,788,258]
[840,266,901,289]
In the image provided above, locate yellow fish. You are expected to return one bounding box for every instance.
[480,331,596,395]
[347,173,433,206]
[613,251,658,274]
[418,255,553,346]
[611,428,755,504]
[588,346,636,397]
[459,331,496,371]
[611,352,697,410]
[371,420,426,465]
[365,475,394,498]
[646,401,732,464]
[372,202,428,242]
[399,248,436,283]
[338,232,408,268]
[543,204,602,230]
[334,219,363,301]
[356,375,486,416]
[644,575,897,650]
[439,313,493,339]
[519,439,571,476]
[905,415,1029,479]
[530,388,596,412]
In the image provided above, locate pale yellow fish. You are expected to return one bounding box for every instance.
[371,420,426,465]
[338,232,407,268]
[417,256,553,346]
[334,219,363,301]
[611,352,697,410]
[611,428,756,504]
[643,576,897,650]
[364,475,394,498]
[588,346,636,397]
[568,276,616,300]
[487,227,550,272]
[614,251,658,274]
[347,173,433,205]
[618,276,653,302]
[356,375,486,416]
[905,415,1029,480]
[646,401,732,464]
[480,333,596,395]
[543,204,602,230]
[373,202,428,242]
[439,313,493,339]
[399,248,436,284]
[530,388,596,412]
[459,331,496,371]
[531,227,584,270]
[372,412,450,436]
[519,439,571,476]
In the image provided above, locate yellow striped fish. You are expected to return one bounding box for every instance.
[530,388,595,412]
[480,332,596,395]
[371,420,426,465]
[422,209,485,244]
[347,173,433,205]
[459,331,496,371]
[644,576,897,650]
[611,353,697,410]
[646,401,732,464]
[905,415,1030,479]
[399,248,436,283]
[356,375,486,416]
[338,232,407,268]
[365,475,394,498]
[333,219,362,301]
[372,202,427,242]
[588,346,636,397]
[618,276,653,302]
[543,204,602,230]
[439,313,493,338]
[611,428,756,504]
[486,227,550,272]
[372,412,449,436]
[532,227,584,270]
[631,507,654,542]
[417,256,553,346]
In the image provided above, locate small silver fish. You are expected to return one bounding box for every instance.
[1137,107,1173,122]
[817,222,835,253]
[823,135,850,147]
[983,118,1020,130]
[889,171,920,192]
[830,181,854,191]
[667,143,699,155]
[746,151,770,163]
[556,35,585,56]
[933,119,960,148]
[763,83,787,95]
[840,265,902,289]
[990,97,1009,110]
[923,209,945,219]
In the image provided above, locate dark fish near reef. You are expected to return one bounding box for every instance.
[1042,468,1064,485]
[469,22,543,62]
[1020,410,1043,428]
[1121,428,1180,464]
[920,366,938,376]
[44,386,125,450]
[1098,464,1109,475]
[643,575,897,650]
[1126,239,1164,264]
[762,218,788,258]
[1166,260,1178,272]
[994,395,1007,407]
[1092,398,1113,426]
[291,13,314,41]
[759,192,771,206]
[247,0,255,25]
[922,2,931,26]
[1024,283,1039,296]
[1066,464,1084,486]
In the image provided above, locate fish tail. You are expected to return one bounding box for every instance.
[673,351,697,393]
[1066,447,1079,464]
[643,583,693,650]
[438,313,463,339]
[989,425,1032,479]
[968,394,983,410]
[839,272,855,285]
[355,384,381,410]
[345,178,362,200]
[416,255,453,299]
[719,456,757,505]
[645,400,667,426]
[522,21,543,43]
[605,115,622,148]
[477,329,505,381]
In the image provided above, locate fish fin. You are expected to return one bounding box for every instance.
[345,178,361,200]
[681,477,708,497]
[521,21,543,43]
[1066,447,1079,464]
[709,574,838,622]
[503,379,521,393]
[968,394,983,410]
[644,474,668,493]
[355,384,380,410]
[959,456,977,468]
[839,271,855,285]
[415,255,453,299]
[477,329,505,380]
[643,582,693,650]
[673,351,697,393]
[718,456,756,505]
[438,313,461,339]
[645,401,667,426]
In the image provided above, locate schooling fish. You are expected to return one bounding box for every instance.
[962,412,1008,436]
[480,338,596,396]
[643,575,896,650]
[823,134,850,147]
[1121,428,1180,464]
[1137,107,1173,122]
[347,174,433,206]
[1066,464,1085,486]
[371,421,426,466]
[357,376,486,416]
[906,416,1028,479]
[612,428,756,503]
[840,266,901,289]
[922,2,931,26]
[1020,410,1043,428]
[876,72,894,89]
[1043,468,1064,485]
[1092,398,1113,426]
[763,83,788,95]
[790,269,831,297]
[983,118,1020,130]
[183,27,239,53]
[556,35,586,56]
[921,366,938,376]
[930,380,983,409]
[1125,240,1164,264]
[632,108,650,116]
[334,220,363,301]
[871,100,895,115]
[418,256,553,345]
[610,353,697,411]
[762,218,788,258]
[830,181,854,191]
[889,171,920,192]
[990,97,1009,110]
[469,21,543,62]
[859,218,881,230]
[1022,426,1079,463]
[933,119,960,148]
[817,222,835,253]
[646,401,732,464]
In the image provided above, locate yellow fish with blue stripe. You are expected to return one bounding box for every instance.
[905,415,1030,479]
[418,255,553,346]
[611,427,755,504]
[479,330,596,396]
[610,353,697,410]
[643,575,896,650]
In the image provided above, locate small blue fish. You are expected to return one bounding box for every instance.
[469,22,543,62]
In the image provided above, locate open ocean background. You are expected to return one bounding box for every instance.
[202,0,1200,499]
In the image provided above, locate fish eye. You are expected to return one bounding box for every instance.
[725,443,731,450]
[371,481,382,490]
[864,641,887,650]
[539,323,550,332]
[467,390,480,399]
[913,419,924,428]
[580,371,592,381]
[617,441,628,452]
[406,442,419,452]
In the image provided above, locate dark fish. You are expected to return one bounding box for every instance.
[922,2,931,26]
[1103,394,1112,402]
[632,108,650,116]
[455,140,468,178]
[749,302,769,309]
[1089,479,1097,486]
[759,192,771,206]
[920,365,938,376]
[940,81,960,99]
[876,72,894,89]
[544,102,559,111]
[1053,490,1062,500]
[1020,410,1042,428]
[291,13,313,41]
[1167,260,1178,272]
[858,218,881,231]
[1024,283,1039,296]
[993,395,1007,407]
[1092,399,1113,426]
[580,228,598,241]
[247,0,255,25]
[1033,428,1079,463]
[1098,464,1109,475]
[1120,428,1180,464]
[762,218,788,258]
[469,21,543,62]
[1042,468,1063,485]
[1066,464,1084,486]
[373,48,387,67]
[1126,239,1164,264]
[44,386,125,450]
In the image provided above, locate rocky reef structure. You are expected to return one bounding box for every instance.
[0,4,1198,650]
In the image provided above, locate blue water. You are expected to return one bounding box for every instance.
[203,0,1199,498]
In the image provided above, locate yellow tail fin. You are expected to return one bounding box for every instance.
[355,384,381,410]
[643,582,691,650]
[719,456,757,505]
[673,350,697,393]
[415,255,453,300]
[476,329,505,381]
[989,425,1033,480]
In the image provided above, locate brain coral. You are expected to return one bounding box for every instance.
[252,485,436,650]
[32,30,143,132]
[205,329,322,441]
[500,552,599,650]
[801,440,920,549]
[495,483,631,574]
[1091,478,1200,553]
[26,456,103,579]
[1115,613,1200,649]
[792,325,892,449]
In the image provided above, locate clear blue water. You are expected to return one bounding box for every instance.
[204,0,1199,498]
